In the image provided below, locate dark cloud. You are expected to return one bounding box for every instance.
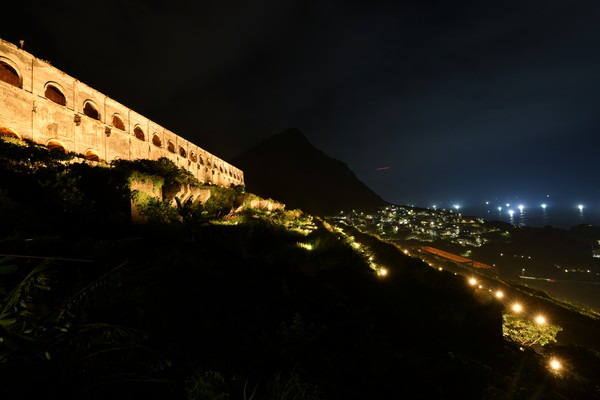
[2,0,600,207]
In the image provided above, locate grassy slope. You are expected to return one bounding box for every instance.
[0,139,599,399]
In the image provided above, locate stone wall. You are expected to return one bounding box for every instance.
[0,38,244,187]
[248,199,286,212]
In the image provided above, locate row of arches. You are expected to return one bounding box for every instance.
[0,130,99,162]
[44,82,101,120]
[1,126,241,183]
[46,139,100,162]
[0,60,101,121]
[1,56,243,183]
[145,131,241,181]
[0,59,103,122]
[1,119,242,181]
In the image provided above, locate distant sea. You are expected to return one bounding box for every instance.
[455,205,600,229]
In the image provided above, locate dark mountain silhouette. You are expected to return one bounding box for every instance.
[231,128,387,215]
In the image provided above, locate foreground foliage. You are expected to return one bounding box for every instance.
[502,313,562,347]
[1,139,600,399]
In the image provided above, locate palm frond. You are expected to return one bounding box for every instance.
[0,259,52,321]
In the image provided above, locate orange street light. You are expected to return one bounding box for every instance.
[512,303,523,313]
[549,358,562,371]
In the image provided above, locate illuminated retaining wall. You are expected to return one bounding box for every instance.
[0,38,244,187]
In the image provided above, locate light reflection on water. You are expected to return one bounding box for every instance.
[458,206,600,229]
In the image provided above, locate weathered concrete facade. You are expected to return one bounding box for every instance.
[0,38,244,187]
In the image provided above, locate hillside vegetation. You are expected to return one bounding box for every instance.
[0,138,599,399]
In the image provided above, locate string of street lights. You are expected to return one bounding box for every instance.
[334,226,566,375]
[442,203,586,214]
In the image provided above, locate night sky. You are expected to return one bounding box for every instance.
[3,0,600,209]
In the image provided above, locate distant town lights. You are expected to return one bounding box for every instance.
[578,204,584,211]
[508,209,514,217]
[541,203,547,209]
[453,204,460,210]
[518,204,524,212]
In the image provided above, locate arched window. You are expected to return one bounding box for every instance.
[167,141,175,153]
[45,84,66,106]
[152,134,162,147]
[83,101,99,120]
[134,126,145,141]
[47,140,66,153]
[0,127,20,140]
[179,146,187,158]
[112,114,125,130]
[0,60,21,88]
[199,156,204,165]
[85,150,101,162]
[189,151,197,162]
